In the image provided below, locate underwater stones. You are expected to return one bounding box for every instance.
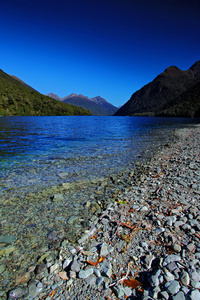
[53,193,64,202]
[8,288,25,299]
[88,202,101,214]
[62,182,71,189]
[0,235,17,244]
[3,125,200,299]
[0,246,15,256]
[15,272,31,285]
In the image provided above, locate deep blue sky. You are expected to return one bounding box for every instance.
[0,0,200,107]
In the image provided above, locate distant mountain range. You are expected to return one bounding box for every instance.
[115,61,200,118]
[1,61,200,118]
[0,69,91,116]
[47,93,118,116]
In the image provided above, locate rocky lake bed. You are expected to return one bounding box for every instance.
[1,124,200,299]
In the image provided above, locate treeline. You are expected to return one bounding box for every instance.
[156,81,200,118]
[0,70,92,116]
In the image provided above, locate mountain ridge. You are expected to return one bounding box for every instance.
[47,93,118,115]
[0,69,92,116]
[115,60,200,117]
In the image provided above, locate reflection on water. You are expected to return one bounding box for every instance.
[0,116,199,193]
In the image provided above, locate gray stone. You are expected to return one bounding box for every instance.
[50,262,59,274]
[8,288,24,299]
[100,242,109,257]
[70,259,80,272]
[174,268,181,280]
[124,286,132,297]
[167,262,178,272]
[69,247,77,254]
[144,254,155,269]
[28,283,43,297]
[79,268,93,279]
[66,278,73,286]
[62,182,71,189]
[164,270,175,281]
[195,252,200,259]
[68,216,78,224]
[159,291,169,299]
[182,224,191,231]
[0,265,5,274]
[149,269,161,287]
[172,291,185,300]
[186,243,196,253]
[191,280,200,288]
[140,242,149,251]
[165,216,177,226]
[69,271,76,279]
[186,289,200,300]
[180,270,190,286]
[53,193,64,202]
[0,235,17,244]
[159,274,164,284]
[155,227,165,235]
[150,286,161,299]
[163,255,181,266]
[173,244,182,253]
[46,230,58,241]
[174,221,184,228]
[35,264,48,278]
[63,257,73,270]
[189,270,200,282]
[181,286,190,295]
[101,218,109,225]
[164,280,180,295]
[96,276,104,286]
[140,205,149,212]
[94,268,101,277]
[112,285,125,299]
[101,261,112,278]
[85,275,96,285]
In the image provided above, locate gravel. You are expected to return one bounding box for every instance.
[2,124,200,299]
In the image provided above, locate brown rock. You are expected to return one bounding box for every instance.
[58,271,68,280]
[15,272,30,285]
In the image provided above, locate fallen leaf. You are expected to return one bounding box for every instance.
[87,256,105,266]
[87,260,97,266]
[48,290,55,298]
[98,256,105,263]
[123,279,142,288]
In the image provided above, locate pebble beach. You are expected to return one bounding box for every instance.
[1,124,200,299]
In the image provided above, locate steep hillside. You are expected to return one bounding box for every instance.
[115,61,200,117]
[47,93,118,115]
[10,75,38,92]
[156,81,200,118]
[0,69,91,116]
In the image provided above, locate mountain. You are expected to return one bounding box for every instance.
[157,80,200,118]
[0,69,92,116]
[47,93,118,115]
[115,61,200,117]
[46,92,62,101]
[10,75,38,92]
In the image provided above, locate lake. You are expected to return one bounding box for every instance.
[0,116,199,195]
[0,115,200,294]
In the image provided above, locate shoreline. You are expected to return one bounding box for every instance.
[2,124,200,299]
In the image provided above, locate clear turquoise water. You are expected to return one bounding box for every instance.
[0,116,199,193]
